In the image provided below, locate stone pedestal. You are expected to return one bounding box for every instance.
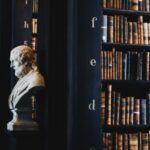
[7,107,38,131]
[6,131,42,150]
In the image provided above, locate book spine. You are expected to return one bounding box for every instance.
[114,0,117,8]
[142,133,149,149]
[101,91,106,125]
[116,0,120,8]
[145,0,149,11]
[138,0,143,11]
[115,92,121,125]
[146,52,149,80]
[107,16,114,43]
[107,84,112,125]
[108,133,113,150]
[123,134,129,150]
[113,15,117,43]
[122,0,126,9]
[127,51,131,80]
[122,52,127,80]
[133,52,138,80]
[119,51,123,80]
[139,52,143,80]
[126,97,130,125]
[148,94,150,124]
[133,98,140,125]
[101,51,104,80]
[112,48,116,80]
[111,91,116,125]
[115,50,118,80]
[117,133,123,150]
[140,99,147,125]
[130,97,134,125]
[117,51,120,80]
[116,15,120,43]
[128,22,133,44]
[102,0,107,8]
[120,16,124,43]
[104,51,107,80]
[128,0,132,9]
[131,0,139,10]
[106,51,110,79]
[139,16,144,44]
[142,51,146,80]
[109,51,113,80]
[133,22,138,44]
[120,97,126,125]
[142,0,145,11]
[143,22,148,44]
[148,23,150,44]
[129,134,139,150]
[124,17,128,44]
[110,0,113,8]
[102,15,107,43]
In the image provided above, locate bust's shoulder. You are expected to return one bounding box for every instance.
[28,70,45,89]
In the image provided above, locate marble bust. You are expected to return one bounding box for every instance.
[7,45,45,131]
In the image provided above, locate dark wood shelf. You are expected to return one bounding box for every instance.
[32,13,38,18]
[102,8,150,16]
[102,43,150,50]
[101,80,150,97]
[102,80,150,85]
[102,125,150,133]
[32,33,37,37]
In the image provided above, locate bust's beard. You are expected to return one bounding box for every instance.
[14,66,31,78]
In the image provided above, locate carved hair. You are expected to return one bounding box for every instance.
[10,45,37,70]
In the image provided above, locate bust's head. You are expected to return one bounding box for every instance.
[10,45,37,78]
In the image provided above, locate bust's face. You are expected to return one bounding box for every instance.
[10,54,27,78]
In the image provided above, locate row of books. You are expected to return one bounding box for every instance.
[102,132,150,150]
[101,84,150,125]
[102,15,150,44]
[101,48,150,80]
[32,18,38,34]
[32,0,38,13]
[102,0,150,11]
[31,37,37,51]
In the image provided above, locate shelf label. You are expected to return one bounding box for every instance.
[88,100,96,111]
[90,59,96,66]
[91,17,98,28]
[24,21,29,29]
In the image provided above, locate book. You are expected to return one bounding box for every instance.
[129,133,139,150]
[115,92,121,125]
[140,99,147,125]
[107,84,112,125]
[107,16,114,43]
[102,15,107,43]
[120,97,126,125]
[101,91,106,125]
[134,98,140,125]
[131,0,138,10]
[142,132,149,149]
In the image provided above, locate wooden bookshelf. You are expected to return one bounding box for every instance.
[102,43,150,50]
[102,8,150,16]
[100,0,150,149]
[102,80,150,85]
[102,125,150,133]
